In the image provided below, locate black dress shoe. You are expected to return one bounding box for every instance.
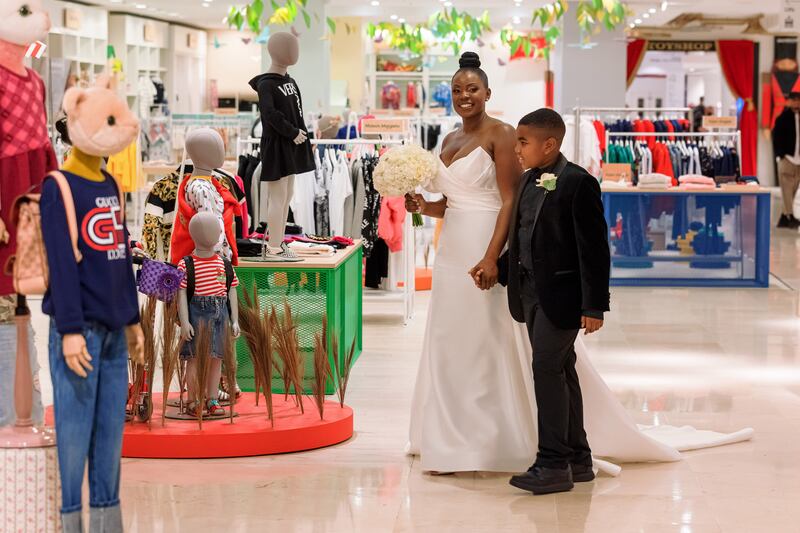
[790,215,800,229]
[570,463,595,482]
[778,214,796,228]
[509,465,574,495]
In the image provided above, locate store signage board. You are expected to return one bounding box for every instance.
[64,8,82,30]
[143,21,156,43]
[647,41,715,52]
[703,116,737,129]
[361,119,408,134]
[394,108,419,116]
[782,0,800,31]
[603,163,633,183]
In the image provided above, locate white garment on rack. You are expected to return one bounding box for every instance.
[562,115,602,177]
[137,76,156,118]
[289,170,317,235]
[327,150,353,237]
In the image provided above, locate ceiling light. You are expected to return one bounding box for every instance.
[390,14,398,20]
[649,7,656,13]
[109,0,123,3]
[370,0,380,5]
[512,16,521,24]
[634,18,642,24]
[202,2,210,6]
[443,1,452,5]
[134,3,146,8]
[643,13,650,19]
[398,18,406,23]
[661,1,668,11]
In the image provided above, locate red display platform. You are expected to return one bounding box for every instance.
[47,393,353,459]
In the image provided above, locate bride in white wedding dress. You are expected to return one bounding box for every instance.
[407,55,752,476]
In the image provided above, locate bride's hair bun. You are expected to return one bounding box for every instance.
[459,52,481,69]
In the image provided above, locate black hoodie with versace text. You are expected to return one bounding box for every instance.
[249,72,315,181]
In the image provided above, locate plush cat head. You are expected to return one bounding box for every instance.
[0,0,50,46]
[62,76,140,157]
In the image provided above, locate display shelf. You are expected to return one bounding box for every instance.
[367,51,456,113]
[108,14,170,118]
[602,189,770,287]
[234,243,364,395]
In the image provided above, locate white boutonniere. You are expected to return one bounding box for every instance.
[537,172,558,192]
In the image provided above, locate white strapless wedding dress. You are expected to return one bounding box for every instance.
[407,147,753,475]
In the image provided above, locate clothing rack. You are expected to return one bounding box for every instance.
[604,131,742,172]
[573,106,691,166]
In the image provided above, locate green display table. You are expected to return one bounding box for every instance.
[234,242,363,394]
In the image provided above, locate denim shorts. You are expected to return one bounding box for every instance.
[180,296,229,359]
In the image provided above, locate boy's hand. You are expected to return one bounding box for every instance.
[581,316,603,335]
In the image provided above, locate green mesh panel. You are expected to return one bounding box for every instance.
[235,247,363,394]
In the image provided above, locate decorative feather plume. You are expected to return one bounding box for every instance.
[238,283,274,425]
[222,323,237,424]
[193,323,212,431]
[311,332,332,420]
[272,301,305,413]
[161,299,181,426]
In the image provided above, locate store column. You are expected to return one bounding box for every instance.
[551,1,627,111]
[261,0,330,114]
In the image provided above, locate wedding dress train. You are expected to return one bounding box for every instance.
[407,147,753,475]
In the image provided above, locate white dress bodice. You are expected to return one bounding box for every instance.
[429,147,501,212]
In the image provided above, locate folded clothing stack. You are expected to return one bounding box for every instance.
[678,174,716,190]
[637,173,672,189]
[287,242,336,257]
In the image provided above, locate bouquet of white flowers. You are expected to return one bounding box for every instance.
[373,144,437,226]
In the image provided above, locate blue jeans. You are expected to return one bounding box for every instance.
[180,296,229,359]
[49,320,128,519]
[0,323,43,426]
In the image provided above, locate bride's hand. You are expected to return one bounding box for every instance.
[405,193,426,215]
[469,258,498,290]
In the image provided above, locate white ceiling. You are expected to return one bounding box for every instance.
[82,0,784,31]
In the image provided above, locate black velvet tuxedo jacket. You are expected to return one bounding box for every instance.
[503,153,611,330]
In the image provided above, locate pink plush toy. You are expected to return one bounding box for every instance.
[0,0,56,296]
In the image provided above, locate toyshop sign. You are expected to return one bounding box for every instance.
[647,41,715,52]
[703,116,738,129]
[603,163,633,183]
[361,119,408,135]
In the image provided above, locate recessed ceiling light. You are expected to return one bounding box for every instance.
[169,12,178,16]
[398,18,406,23]
[134,3,146,8]
[634,18,642,24]
[661,1,668,11]
[512,16,521,24]
[390,14,398,20]
[443,1,452,5]
[370,0,380,5]
[629,22,635,28]
[202,2,210,6]
[109,0,123,3]
[643,13,649,19]
[649,7,656,13]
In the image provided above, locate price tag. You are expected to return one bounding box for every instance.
[603,163,633,183]
[702,116,737,129]
[361,119,408,135]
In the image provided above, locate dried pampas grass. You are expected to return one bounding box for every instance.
[141,297,158,428]
[222,323,237,424]
[311,332,332,420]
[160,299,181,426]
[330,327,357,409]
[272,301,305,413]
[238,283,275,426]
[192,323,212,430]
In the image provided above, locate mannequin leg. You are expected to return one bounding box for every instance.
[207,359,223,401]
[266,175,295,249]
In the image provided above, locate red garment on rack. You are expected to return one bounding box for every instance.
[651,143,676,185]
[593,120,607,154]
[378,197,406,252]
[664,119,675,141]
[406,82,417,108]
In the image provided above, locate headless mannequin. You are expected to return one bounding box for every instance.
[184,129,231,259]
[178,212,240,411]
[266,32,302,253]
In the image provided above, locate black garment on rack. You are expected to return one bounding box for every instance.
[249,73,315,181]
[361,156,381,258]
[425,125,441,150]
[365,238,389,289]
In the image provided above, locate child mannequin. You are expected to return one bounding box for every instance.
[178,211,241,417]
[40,76,144,533]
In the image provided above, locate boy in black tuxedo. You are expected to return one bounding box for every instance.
[503,109,610,495]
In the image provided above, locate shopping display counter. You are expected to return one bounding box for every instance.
[602,188,770,287]
[234,242,364,393]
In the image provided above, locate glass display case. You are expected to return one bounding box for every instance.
[602,189,770,287]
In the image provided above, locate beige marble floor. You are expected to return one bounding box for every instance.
[31,229,800,533]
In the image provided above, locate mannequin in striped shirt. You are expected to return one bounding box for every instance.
[178,212,240,417]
